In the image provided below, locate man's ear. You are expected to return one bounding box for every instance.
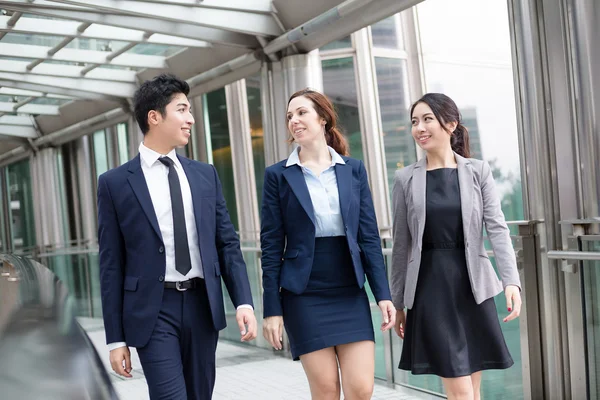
[148,110,161,127]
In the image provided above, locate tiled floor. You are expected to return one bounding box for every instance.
[79,318,437,400]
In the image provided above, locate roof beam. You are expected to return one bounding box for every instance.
[0,16,211,48]
[1,1,259,48]
[0,88,73,100]
[0,60,137,83]
[0,116,35,126]
[0,42,167,69]
[0,75,131,100]
[47,0,282,37]
[122,0,274,13]
[0,125,38,139]
[0,102,60,116]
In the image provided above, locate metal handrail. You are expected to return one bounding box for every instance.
[547,250,600,261]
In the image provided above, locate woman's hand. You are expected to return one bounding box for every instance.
[394,308,406,339]
[378,300,396,331]
[263,316,284,350]
[503,285,522,322]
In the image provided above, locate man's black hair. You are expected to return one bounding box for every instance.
[133,74,190,134]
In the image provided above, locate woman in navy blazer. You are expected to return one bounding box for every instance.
[261,88,395,399]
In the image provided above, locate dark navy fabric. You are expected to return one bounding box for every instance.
[281,237,374,360]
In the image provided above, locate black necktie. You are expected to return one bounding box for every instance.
[158,157,192,276]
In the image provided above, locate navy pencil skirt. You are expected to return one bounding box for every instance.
[281,236,375,360]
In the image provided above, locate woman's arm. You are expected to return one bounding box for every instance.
[390,169,411,310]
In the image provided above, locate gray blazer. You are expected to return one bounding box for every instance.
[390,153,521,310]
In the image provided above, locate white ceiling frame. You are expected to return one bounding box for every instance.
[0,60,137,83]
[123,0,274,13]
[47,0,282,37]
[0,16,211,48]
[0,125,38,139]
[0,79,109,100]
[0,102,60,115]
[0,73,136,99]
[0,42,167,69]
[0,116,35,126]
[0,88,73,100]
[1,1,260,48]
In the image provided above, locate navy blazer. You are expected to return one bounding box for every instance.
[260,156,392,318]
[97,154,253,348]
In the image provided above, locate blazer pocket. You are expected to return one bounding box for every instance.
[479,253,490,260]
[214,261,221,276]
[283,249,299,259]
[123,276,139,292]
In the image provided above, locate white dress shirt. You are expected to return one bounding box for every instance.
[108,143,250,351]
[286,146,346,237]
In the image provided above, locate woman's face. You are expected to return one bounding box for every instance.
[411,102,455,153]
[287,95,325,146]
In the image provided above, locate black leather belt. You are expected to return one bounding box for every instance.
[164,278,203,291]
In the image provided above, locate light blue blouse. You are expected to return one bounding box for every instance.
[286,146,346,237]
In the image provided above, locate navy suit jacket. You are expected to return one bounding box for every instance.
[260,156,392,318]
[97,154,253,348]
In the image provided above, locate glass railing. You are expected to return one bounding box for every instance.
[581,238,600,399]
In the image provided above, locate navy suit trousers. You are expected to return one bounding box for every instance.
[136,281,218,400]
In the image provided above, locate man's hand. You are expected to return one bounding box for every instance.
[263,316,284,350]
[236,308,258,342]
[110,346,132,378]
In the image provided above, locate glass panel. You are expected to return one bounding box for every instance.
[320,36,352,51]
[92,130,109,178]
[374,57,416,203]
[583,240,600,399]
[322,57,363,159]
[372,14,404,50]
[6,160,36,252]
[391,0,525,396]
[246,75,265,215]
[204,88,238,229]
[117,123,130,165]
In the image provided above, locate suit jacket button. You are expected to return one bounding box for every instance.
[159,275,164,282]
[159,246,164,253]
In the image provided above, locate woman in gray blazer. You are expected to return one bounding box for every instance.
[390,93,522,400]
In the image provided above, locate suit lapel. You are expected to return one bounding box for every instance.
[127,154,162,241]
[177,154,206,235]
[456,153,473,234]
[411,157,427,246]
[335,163,352,225]
[282,165,315,225]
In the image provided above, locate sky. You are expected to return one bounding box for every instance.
[416,0,522,176]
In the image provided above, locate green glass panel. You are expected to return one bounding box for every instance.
[322,57,363,159]
[7,160,36,251]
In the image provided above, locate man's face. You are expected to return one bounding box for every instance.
[154,93,195,148]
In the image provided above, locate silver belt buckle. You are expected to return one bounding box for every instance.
[175,281,188,292]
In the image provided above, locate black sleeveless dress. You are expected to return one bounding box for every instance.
[398,168,513,377]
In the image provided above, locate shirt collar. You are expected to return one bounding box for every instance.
[139,142,180,169]
[285,146,345,167]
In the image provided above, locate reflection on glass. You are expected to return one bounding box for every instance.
[393,0,525,396]
[583,240,600,399]
[204,88,238,229]
[246,75,265,213]
[374,57,416,202]
[116,123,129,165]
[6,160,36,251]
[322,57,363,159]
[371,14,403,49]
[320,36,352,51]
[92,130,109,178]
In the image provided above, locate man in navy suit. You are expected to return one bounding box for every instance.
[98,73,257,399]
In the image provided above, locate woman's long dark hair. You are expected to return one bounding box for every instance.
[287,88,349,156]
[410,93,471,158]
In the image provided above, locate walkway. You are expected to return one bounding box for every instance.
[79,318,437,400]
